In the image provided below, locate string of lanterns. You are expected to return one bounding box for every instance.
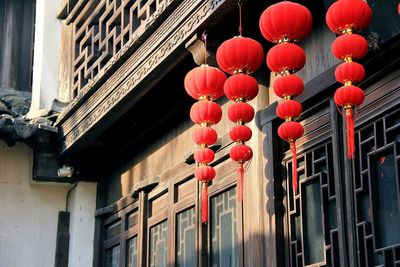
[326,0,372,159]
[216,2,264,201]
[184,0,376,223]
[259,1,313,193]
[184,35,227,223]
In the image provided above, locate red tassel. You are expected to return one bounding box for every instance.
[290,141,298,193]
[236,163,244,202]
[345,107,355,159]
[201,182,208,224]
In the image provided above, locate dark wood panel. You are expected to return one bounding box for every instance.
[0,0,35,92]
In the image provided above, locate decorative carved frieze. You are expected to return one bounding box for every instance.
[58,0,234,155]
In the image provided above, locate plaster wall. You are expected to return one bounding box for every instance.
[0,141,67,267]
[68,182,97,267]
[30,0,62,111]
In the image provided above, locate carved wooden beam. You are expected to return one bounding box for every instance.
[57,0,236,156]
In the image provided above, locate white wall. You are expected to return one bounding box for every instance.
[30,0,62,111]
[68,182,97,267]
[0,141,70,267]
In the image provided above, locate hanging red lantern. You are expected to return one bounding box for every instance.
[192,127,218,147]
[184,33,226,224]
[273,74,304,99]
[335,62,365,85]
[215,1,265,202]
[194,148,215,164]
[266,43,306,73]
[260,1,312,195]
[227,102,255,124]
[278,121,304,192]
[195,165,216,223]
[334,85,365,107]
[333,85,365,159]
[326,0,372,34]
[230,144,253,201]
[184,65,227,100]
[229,125,252,143]
[276,100,303,120]
[332,34,368,61]
[259,1,313,43]
[216,36,264,74]
[224,74,259,101]
[190,101,222,125]
[326,0,371,159]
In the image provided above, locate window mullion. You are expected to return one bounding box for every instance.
[137,192,148,267]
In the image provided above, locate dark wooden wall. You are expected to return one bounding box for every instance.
[0,0,35,92]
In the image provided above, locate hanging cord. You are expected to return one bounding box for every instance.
[201,31,208,65]
[238,1,243,36]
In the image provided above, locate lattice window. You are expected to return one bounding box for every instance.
[127,236,138,267]
[106,245,121,267]
[149,220,168,267]
[354,108,400,266]
[176,207,196,267]
[71,0,177,97]
[286,141,340,267]
[210,187,239,267]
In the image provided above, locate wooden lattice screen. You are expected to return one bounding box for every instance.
[64,0,177,97]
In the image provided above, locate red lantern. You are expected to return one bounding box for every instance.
[194,148,215,164]
[278,121,304,192]
[216,3,264,203]
[216,36,264,74]
[326,0,372,34]
[227,102,255,124]
[327,0,371,160]
[278,121,304,142]
[185,34,226,223]
[230,144,253,202]
[267,43,306,73]
[195,165,216,223]
[230,144,253,162]
[335,62,365,84]
[334,85,365,107]
[334,86,365,158]
[192,127,218,146]
[184,65,227,100]
[260,1,312,195]
[273,74,304,99]
[195,166,216,182]
[276,100,303,120]
[229,125,252,143]
[190,101,222,125]
[332,34,368,61]
[224,74,259,101]
[259,1,313,43]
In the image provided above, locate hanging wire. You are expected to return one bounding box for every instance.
[201,31,208,65]
[238,0,243,36]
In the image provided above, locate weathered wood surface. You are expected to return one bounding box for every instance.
[56,0,237,156]
[0,0,35,92]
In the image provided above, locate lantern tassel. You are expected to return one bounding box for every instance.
[290,141,298,193]
[345,107,355,159]
[201,182,208,224]
[236,163,244,202]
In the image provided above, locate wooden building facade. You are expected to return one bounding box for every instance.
[51,0,400,266]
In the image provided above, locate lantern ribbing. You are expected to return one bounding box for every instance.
[216,2,264,202]
[259,1,313,194]
[326,0,372,159]
[184,58,227,223]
